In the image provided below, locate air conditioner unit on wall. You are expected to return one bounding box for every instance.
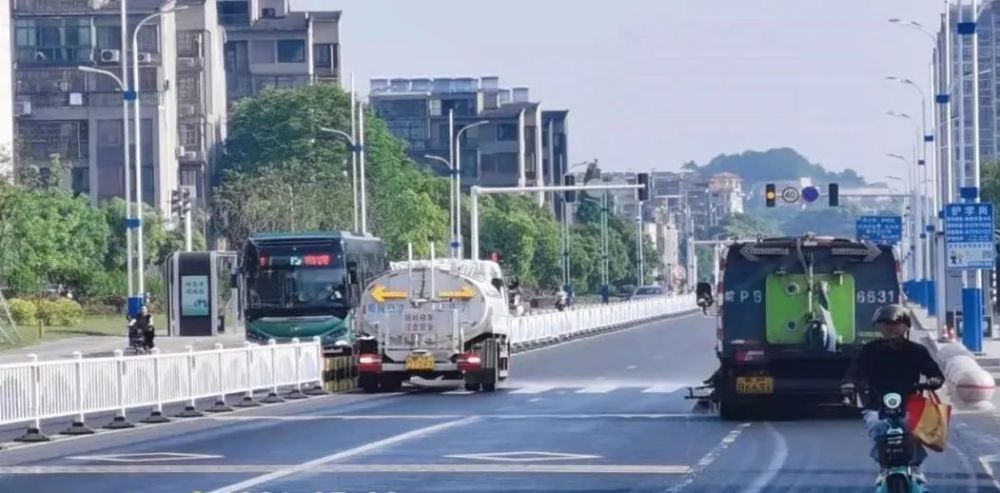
[99,49,120,63]
[138,52,154,64]
[178,57,201,70]
[15,101,32,116]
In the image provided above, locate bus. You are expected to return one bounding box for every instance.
[238,231,388,354]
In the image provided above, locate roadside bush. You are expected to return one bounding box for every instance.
[36,298,84,326]
[7,298,37,325]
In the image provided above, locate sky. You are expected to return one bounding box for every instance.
[293,0,944,183]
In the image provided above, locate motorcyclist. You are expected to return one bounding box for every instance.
[695,282,714,315]
[555,288,568,311]
[841,304,944,486]
[132,305,155,351]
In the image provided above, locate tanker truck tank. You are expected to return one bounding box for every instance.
[356,259,512,393]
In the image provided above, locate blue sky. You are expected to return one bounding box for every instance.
[293,0,943,183]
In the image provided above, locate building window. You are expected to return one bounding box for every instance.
[177,75,199,104]
[15,18,93,64]
[276,39,306,63]
[313,43,332,68]
[497,153,518,174]
[219,1,251,26]
[180,123,200,148]
[97,120,122,147]
[71,167,90,195]
[136,25,158,53]
[252,40,275,63]
[497,123,518,141]
[96,26,121,50]
[261,8,277,18]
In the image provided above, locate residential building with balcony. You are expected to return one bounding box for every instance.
[369,76,567,212]
[8,0,227,214]
[220,0,340,107]
[707,172,744,226]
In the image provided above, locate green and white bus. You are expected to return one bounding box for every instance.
[238,231,388,354]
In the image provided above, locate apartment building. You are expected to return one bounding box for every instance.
[369,76,568,209]
[6,0,340,213]
[0,0,12,178]
[220,0,340,106]
[8,0,227,213]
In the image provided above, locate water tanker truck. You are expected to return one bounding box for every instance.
[354,259,513,393]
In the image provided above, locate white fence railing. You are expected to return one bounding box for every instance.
[0,339,323,439]
[506,294,696,350]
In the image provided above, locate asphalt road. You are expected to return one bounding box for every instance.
[0,312,998,492]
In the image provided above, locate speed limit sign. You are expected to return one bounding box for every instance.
[781,187,800,203]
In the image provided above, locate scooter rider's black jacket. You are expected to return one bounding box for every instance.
[844,338,944,410]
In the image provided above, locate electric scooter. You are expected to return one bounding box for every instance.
[859,382,939,493]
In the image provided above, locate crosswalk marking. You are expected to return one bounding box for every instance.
[641,383,685,394]
[442,389,475,395]
[509,385,554,394]
[575,385,618,394]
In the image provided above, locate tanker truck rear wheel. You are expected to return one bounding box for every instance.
[359,373,380,393]
[464,381,481,392]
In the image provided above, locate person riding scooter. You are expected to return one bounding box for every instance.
[695,282,714,315]
[555,288,568,311]
[841,304,944,486]
[128,306,156,352]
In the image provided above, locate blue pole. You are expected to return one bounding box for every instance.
[926,280,937,316]
[961,287,984,353]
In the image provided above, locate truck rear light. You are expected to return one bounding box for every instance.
[457,353,482,372]
[734,349,766,363]
[357,353,383,373]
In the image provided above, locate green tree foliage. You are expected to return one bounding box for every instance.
[980,161,1000,226]
[213,84,448,260]
[716,213,781,239]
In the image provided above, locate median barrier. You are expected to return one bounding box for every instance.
[0,338,323,445]
[910,306,996,411]
[323,355,357,392]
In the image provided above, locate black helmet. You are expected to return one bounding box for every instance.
[872,304,911,328]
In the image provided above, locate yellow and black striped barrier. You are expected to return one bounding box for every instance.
[323,354,357,392]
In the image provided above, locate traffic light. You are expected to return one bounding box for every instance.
[564,174,576,203]
[171,189,183,217]
[171,187,192,218]
[828,183,839,207]
[637,172,650,201]
[765,184,776,207]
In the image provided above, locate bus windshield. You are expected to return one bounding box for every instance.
[248,266,348,309]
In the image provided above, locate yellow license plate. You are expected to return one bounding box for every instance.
[405,355,436,371]
[736,376,774,394]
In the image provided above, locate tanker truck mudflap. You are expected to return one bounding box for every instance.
[685,236,900,419]
[356,259,512,394]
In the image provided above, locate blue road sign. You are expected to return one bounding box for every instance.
[801,186,820,203]
[856,215,902,245]
[944,202,995,270]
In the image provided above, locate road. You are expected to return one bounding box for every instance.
[0,313,998,492]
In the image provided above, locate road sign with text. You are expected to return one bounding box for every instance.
[944,202,996,270]
[856,215,902,245]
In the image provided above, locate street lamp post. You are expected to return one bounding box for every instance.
[131,2,188,306]
[320,127,360,232]
[453,120,489,259]
[424,154,455,257]
[888,152,918,281]
[560,161,593,289]
[78,66,134,308]
[886,112,924,281]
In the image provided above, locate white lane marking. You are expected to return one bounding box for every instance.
[743,423,788,493]
[626,365,638,370]
[664,423,751,493]
[980,454,1000,491]
[641,383,685,394]
[0,464,693,475]
[575,385,618,394]
[445,451,601,462]
[512,311,701,357]
[441,389,475,395]
[207,413,706,421]
[67,452,223,463]
[509,385,554,394]
[204,417,478,493]
[527,398,543,403]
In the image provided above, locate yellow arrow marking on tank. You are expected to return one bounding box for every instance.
[439,286,475,299]
[371,285,407,303]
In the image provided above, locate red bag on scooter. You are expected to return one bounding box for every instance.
[905,391,951,453]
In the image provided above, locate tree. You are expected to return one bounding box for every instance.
[214,85,449,260]
[690,148,866,189]
[718,213,780,239]
[980,161,1000,226]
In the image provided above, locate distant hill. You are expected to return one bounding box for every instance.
[682,148,867,186]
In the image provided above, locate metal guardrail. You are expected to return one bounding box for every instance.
[506,294,696,350]
[0,338,323,442]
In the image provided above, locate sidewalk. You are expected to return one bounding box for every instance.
[0,333,248,365]
[908,305,1000,386]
